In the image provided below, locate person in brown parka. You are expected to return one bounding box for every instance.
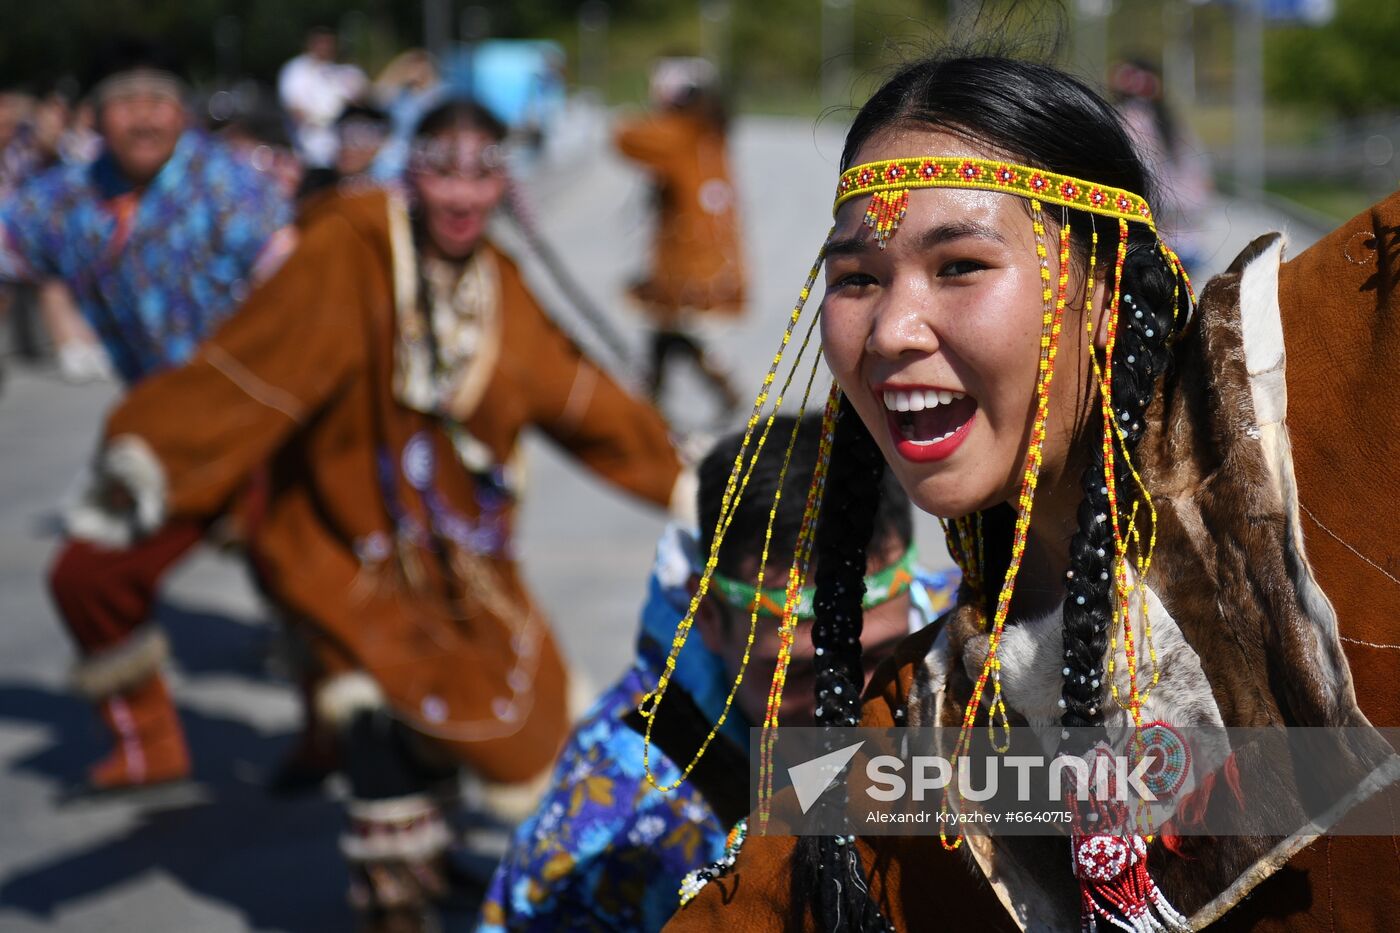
[616,57,747,418]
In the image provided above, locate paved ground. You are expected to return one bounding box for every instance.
[0,110,1321,932]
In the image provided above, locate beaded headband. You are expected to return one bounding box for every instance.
[407,138,508,178]
[834,156,1156,247]
[640,151,1195,847]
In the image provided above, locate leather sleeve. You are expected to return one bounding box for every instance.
[105,208,375,520]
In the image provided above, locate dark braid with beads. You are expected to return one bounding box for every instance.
[1058,242,1184,748]
[794,397,893,933]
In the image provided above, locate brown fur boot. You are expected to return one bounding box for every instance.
[87,673,191,790]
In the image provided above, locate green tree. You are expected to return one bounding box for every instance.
[1267,0,1400,116]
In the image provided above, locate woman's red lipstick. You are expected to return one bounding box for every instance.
[873,383,978,463]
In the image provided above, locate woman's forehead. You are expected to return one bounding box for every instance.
[429,126,495,148]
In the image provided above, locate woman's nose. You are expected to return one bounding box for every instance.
[865,280,940,360]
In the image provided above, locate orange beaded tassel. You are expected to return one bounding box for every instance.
[862,188,909,248]
[937,205,1071,850]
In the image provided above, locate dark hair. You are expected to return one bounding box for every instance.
[801,53,1187,932]
[411,97,507,144]
[796,397,893,932]
[85,36,187,95]
[673,84,730,134]
[336,102,390,129]
[698,414,911,582]
[212,104,291,149]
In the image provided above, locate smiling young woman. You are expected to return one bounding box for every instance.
[657,54,1400,933]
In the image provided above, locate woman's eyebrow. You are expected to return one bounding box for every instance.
[915,219,1007,250]
[825,234,872,259]
[825,219,1006,260]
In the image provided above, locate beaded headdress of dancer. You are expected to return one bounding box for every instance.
[640,152,1195,924]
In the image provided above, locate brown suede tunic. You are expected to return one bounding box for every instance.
[615,110,746,319]
[104,191,683,783]
[1277,196,1400,729]
[665,196,1400,931]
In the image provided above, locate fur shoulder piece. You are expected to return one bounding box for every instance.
[900,234,1400,930]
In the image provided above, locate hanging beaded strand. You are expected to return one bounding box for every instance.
[1082,223,1150,726]
[1100,221,1138,721]
[640,232,833,791]
[731,352,833,775]
[940,512,984,596]
[753,174,911,821]
[1091,220,1139,724]
[1157,240,1195,332]
[1095,219,1167,724]
[1119,240,1200,715]
[640,341,823,792]
[756,382,842,831]
[938,205,1071,850]
[1092,217,1201,725]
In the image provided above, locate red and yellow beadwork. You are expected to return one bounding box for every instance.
[834,155,1157,232]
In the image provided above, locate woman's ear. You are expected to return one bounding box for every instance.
[694,592,727,655]
[1088,274,1112,351]
[688,574,730,654]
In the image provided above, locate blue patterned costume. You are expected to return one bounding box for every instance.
[478,526,958,932]
[0,131,290,383]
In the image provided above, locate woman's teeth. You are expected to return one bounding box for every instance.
[902,426,956,444]
[882,388,966,413]
[881,386,976,449]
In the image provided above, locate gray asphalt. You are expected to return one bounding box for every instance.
[0,111,1321,931]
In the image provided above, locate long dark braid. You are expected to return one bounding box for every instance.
[1058,242,1184,744]
[795,397,892,933]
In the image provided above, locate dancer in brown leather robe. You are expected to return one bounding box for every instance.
[79,99,688,931]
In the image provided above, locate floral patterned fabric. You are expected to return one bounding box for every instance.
[478,525,958,933]
[477,661,727,933]
[0,131,290,383]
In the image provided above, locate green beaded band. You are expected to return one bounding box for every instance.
[710,546,918,620]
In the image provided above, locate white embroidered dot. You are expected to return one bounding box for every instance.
[421,695,448,723]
